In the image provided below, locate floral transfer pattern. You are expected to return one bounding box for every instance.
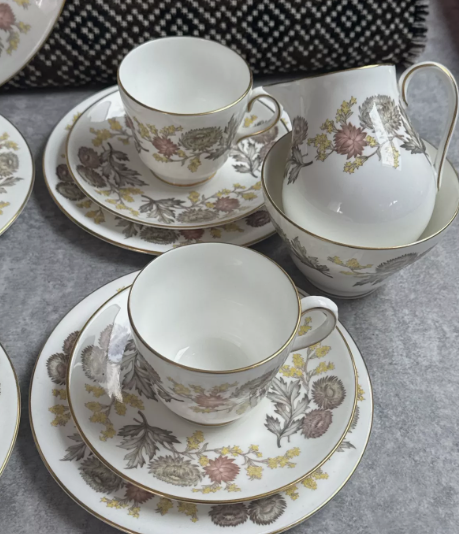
[285,116,313,184]
[0,2,30,58]
[72,114,271,226]
[0,130,22,215]
[266,317,345,446]
[132,114,238,174]
[46,320,366,524]
[328,251,431,287]
[305,95,427,175]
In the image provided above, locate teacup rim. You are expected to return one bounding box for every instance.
[117,36,254,116]
[261,132,459,251]
[128,242,303,375]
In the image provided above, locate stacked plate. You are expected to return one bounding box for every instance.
[44,86,293,254]
[30,271,373,533]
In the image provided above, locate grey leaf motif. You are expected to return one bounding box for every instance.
[290,237,332,278]
[118,411,180,469]
[139,196,185,224]
[115,217,139,239]
[62,433,88,462]
[265,415,282,437]
[336,440,356,452]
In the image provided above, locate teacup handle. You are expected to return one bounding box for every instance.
[291,296,338,351]
[399,61,459,191]
[235,87,282,144]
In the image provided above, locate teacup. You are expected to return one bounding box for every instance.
[128,243,338,425]
[118,37,281,187]
[262,133,459,298]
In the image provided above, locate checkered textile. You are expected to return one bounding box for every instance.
[6,0,429,88]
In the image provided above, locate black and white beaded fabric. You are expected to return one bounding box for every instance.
[5,0,429,89]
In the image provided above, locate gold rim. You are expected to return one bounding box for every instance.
[66,283,358,504]
[236,94,282,143]
[128,244,302,375]
[401,62,459,191]
[0,0,67,89]
[262,135,459,251]
[29,277,372,534]
[152,170,216,188]
[117,36,253,116]
[65,90,289,231]
[0,343,21,478]
[0,115,35,236]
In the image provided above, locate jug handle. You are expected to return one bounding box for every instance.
[399,62,459,191]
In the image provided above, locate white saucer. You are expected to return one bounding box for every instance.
[0,343,20,477]
[44,87,277,255]
[66,90,289,230]
[30,271,373,532]
[0,114,34,236]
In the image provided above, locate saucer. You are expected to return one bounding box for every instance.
[0,114,34,236]
[30,271,372,532]
[0,0,65,87]
[44,87,276,254]
[67,287,357,504]
[66,90,289,230]
[0,343,20,477]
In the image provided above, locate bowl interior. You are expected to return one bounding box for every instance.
[264,133,459,245]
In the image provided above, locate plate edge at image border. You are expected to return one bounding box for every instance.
[0,115,35,236]
[0,343,21,477]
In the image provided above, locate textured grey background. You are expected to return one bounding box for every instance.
[1,1,459,532]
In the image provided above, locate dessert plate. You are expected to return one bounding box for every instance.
[0,0,66,88]
[44,86,276,254]
[67,287,357,504]
[30,272,372,532]
[66,90,289,230]
[0,343,20,477]
[0,114,34,236]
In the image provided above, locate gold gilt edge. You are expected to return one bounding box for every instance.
[65,285,358,505]
[0,343,21,478]
[0,115,35,237]
[64,89,289,230]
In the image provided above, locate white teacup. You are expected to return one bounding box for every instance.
[128,243,338,425]
[118,37,281,187]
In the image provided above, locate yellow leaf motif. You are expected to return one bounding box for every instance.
[286,447,301,458]
[6,31,20,54]
[302,476,317,490]
[312,468,329,480]
[156,498,173,516]
[298,316,312,336]
[246,465,263,480]
[108,118,123,131]
[226,483,241,492]
[13,0,30,6]
[292,353,305,369]
[233,183,246,189]
[0,201,10,215]
[188,191,200,204]
[236,401,249,415]
[90,128,113,147]
[329,256,344,266]
[320,119,335,133]
[188,157,201,173]
[178,502,199,522]
[115,401,127,416]
[153,153,168,162]
[101,497,128,510]
[357,382,365,402]
[249,445,259,452]
[280,365,302,378]
[85,384,106,398]
[365,135,378,147]
[49,404,71,427]
[128,507,140,518]
[76,199,93,209]
[392,146,400,169]
[65,113,81,130]
[187,430,205,450]
[244,115,258,128]
[177,149,186,157]
[210,228,222,239]
[134,120,150,139]
[199,455,209,467]
[315,345,331,358]
[285,485,299,500]
[242,192,257,200]
[221,223,243,233]
[52,389,67,400]
[123,393,144,410]
[252,181,262,190]
[267,457,278,469]
[230,446,243,456]
[17,21,30,33]
[206,202,215,209]
[314,361,335,375]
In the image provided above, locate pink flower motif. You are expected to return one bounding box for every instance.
[180,228,205,241]
[215,197,240,212]
[195,393,226,408]
[205,456,240,484]
[0,4,15,31]
[152,136,179,158]
[334,123,367,159]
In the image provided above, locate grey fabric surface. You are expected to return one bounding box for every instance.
[1,1,459,532]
